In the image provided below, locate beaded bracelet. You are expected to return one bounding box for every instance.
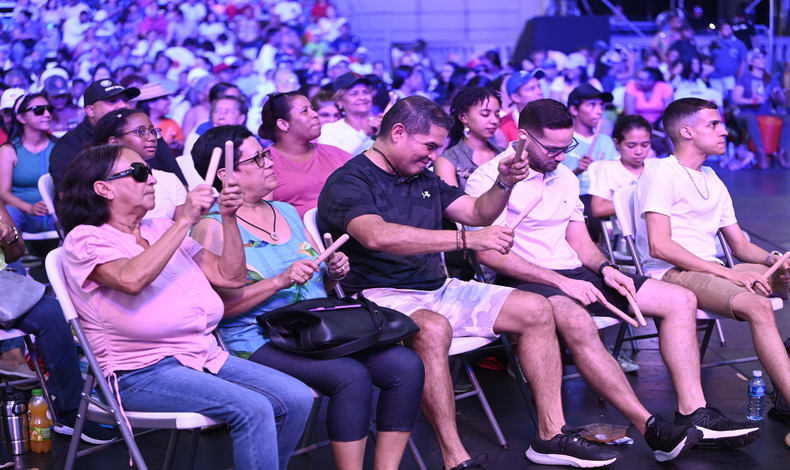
[461,228,467,259]
[326,270,348,281]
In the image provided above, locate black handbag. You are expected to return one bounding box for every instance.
[257,294,420,359]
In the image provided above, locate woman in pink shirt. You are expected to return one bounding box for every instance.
[56,144,313,470]
[624,67,675,125]
[261,91,352,218]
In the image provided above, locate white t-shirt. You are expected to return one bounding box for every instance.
[316,119,373,156]
[635,155,737,279]
[179,2,207,23]
[588,158,657,201]
[563,131,619,196]
[145,170,188,220]
[465,146,585,271]
[272,1,302,22]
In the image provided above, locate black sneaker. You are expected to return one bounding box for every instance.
[644,414,702,462]
[54,410,118,445]
[526,425,620,468]
[674,405,761,448]
[445,454,487,470]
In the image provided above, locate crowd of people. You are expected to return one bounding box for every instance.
[0,2,789,470]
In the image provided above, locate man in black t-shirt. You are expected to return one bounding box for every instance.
[318,96,621,469]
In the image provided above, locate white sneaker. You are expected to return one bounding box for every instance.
[609,347,639,373]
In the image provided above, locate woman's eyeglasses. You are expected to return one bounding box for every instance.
[237,150,270,168]
[121,128,163,140]
[527,131,579,158]
[20,105,54,116]
[101,162,153,183]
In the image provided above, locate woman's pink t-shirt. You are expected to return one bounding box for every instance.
[63,218,228,377]
[269,143,352,218]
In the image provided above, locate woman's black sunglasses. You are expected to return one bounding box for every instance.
[101,162,153,183]
[20,104,54,116]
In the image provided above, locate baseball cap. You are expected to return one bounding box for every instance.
[83,79,140,106]
[333,72,372,92]
[565,52,587,70]
[506,69,546,97]
[327,55,350,70]
[0,88,25,111]
[136,82,170,102]
[567,83,613,107]
[44,75,70,96]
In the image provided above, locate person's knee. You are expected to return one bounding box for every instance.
[506,291,554,331]
[385,347,425,388]
[551,296,599,340]
[333,360,373,396]
[411,311,452,349]
[739,296,775,323]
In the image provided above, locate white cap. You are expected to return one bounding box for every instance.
[0,88,25,111]
[753,370,762,377]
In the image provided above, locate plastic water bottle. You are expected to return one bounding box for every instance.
[747,370,766,421]
[28,389,50,453]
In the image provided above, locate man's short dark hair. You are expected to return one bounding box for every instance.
[518,99,574,137]
[193,125,253,191]
[663,98,718,144]
[379,96,454,139]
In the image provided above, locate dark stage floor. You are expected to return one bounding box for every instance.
[9,163,790,470]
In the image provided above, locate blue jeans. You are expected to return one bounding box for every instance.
[116,355,313,470]
[5,205,55,234]
[14,294,84,415]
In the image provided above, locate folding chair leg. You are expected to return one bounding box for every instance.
[500,337,538,430]
[408,437,428,470]
[699,320,716,362]
[611,323,629,360]
[296,397,322,451]
[715,319,726,346]
[65,376,95,470]
[24,336,56,424]
[627,324,639,353]
[460,355,507,449]
[185,428,201,470]
[162,429,180,470]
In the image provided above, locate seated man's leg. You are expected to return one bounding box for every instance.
[403,309,467,469]
[118,355,313,470]
[737,112,768,167]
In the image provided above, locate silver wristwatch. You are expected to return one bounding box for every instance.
[495,177,515,192]
[766,250,781,265]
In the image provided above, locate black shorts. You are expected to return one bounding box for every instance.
[496,266,649,318]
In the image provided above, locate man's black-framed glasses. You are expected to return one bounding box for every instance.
[237,149,270,169]
[527,131,579,158]
[101,162,153,183]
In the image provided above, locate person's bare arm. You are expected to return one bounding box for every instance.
[0,205,25,263]
[566,219,637,298]
[346,214,514,256]
[590,195,615,218]
[0,145,47,215]
[442,151,528,226]
[645,212,769,294]
[433,156,459,188]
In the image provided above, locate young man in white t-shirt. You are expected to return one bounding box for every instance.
[636,97,790,414]
[466,99,760,463]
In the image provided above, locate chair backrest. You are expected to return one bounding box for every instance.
[44,248,78,322]
[611,185,637,239]
[38,174,56,217]
[303,208,345,298]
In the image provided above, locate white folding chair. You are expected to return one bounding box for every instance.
[612,186,783,367]
[45,248,220,470]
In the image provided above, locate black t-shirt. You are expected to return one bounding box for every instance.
[732,19,756,49]
[317,154,466,294]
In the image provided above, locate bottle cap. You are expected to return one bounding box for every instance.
[31,389,42,396]
[753,370,763,377]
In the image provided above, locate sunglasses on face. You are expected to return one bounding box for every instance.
[527,131,579,158]
[237,149,270,168]
[101,162,153,183]
[121,128,163,140]
[20,105,54,116]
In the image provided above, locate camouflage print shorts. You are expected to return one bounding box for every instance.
[361,279,514,338]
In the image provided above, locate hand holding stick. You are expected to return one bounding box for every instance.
[323,233,336,260]
[513,135,527,163]
[204,147,222,186]
[602,301,640,328]
[764,251,790,279]
[315,234,350,264]
[624,292,647,327]
[224,140,234,184]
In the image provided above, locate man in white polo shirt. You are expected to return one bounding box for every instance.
[636,97,790,415]
[466,98,760,461]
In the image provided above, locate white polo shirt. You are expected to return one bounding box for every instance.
[465,146,585,271]
[635,155,737,279]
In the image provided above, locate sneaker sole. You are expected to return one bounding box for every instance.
[526,447,618,468]
[53,424,117,445]
[696,426,762,448]
[652,430,703,462]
